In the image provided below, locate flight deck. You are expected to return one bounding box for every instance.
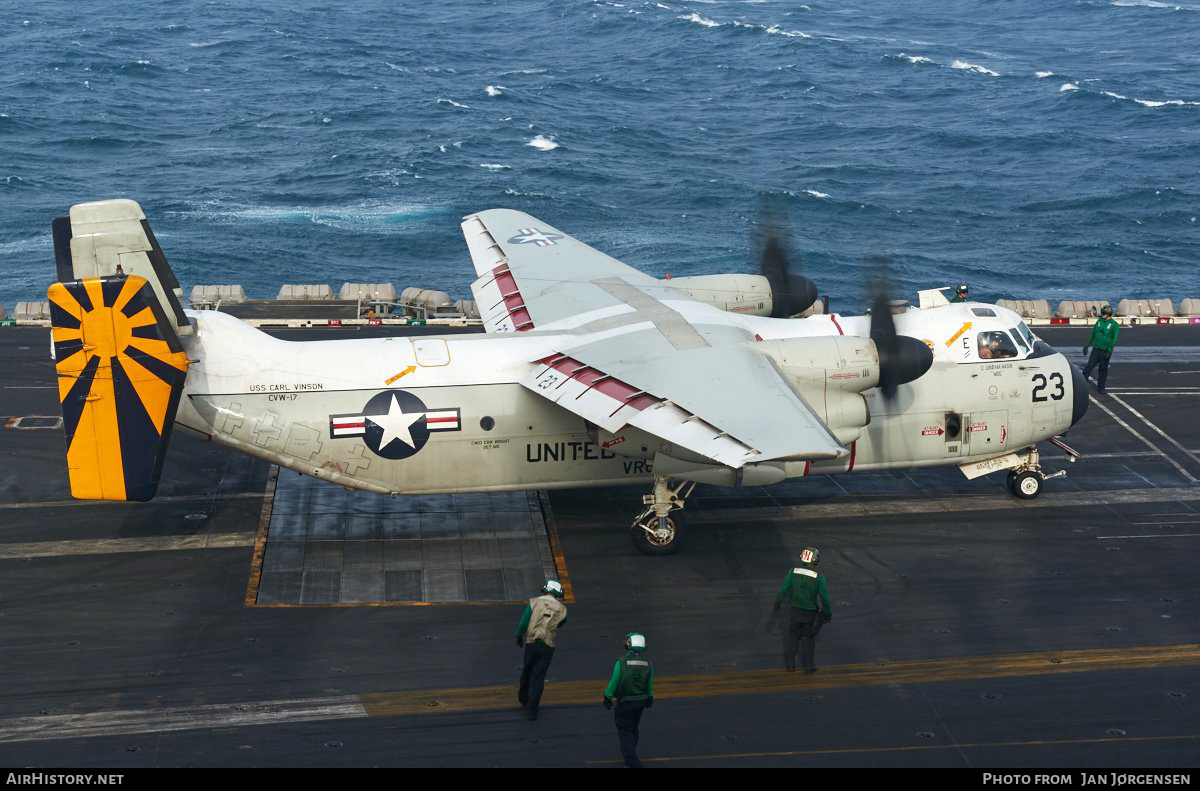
[0,322,1196,767]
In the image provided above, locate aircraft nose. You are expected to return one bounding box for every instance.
[1070,359,1089,427]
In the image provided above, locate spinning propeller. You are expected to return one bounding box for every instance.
[866,257,934,403]
[755,197,819,319]
[753,197,932,402]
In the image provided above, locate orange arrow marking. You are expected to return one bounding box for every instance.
[385,366,416,385]
[945,322,972,348]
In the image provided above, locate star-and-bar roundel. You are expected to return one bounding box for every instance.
[328,390,460,459]
[507,228,563,247]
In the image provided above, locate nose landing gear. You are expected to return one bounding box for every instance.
[1005,445,1067,499]
[630,476,695,555]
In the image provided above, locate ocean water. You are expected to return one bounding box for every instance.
[1,0,1198,313]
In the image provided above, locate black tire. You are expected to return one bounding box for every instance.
[1006,470,1019,496]
[630,513,686,555]
[1012,471,1042,499]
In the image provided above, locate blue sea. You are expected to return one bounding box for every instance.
[2,0,1198,313]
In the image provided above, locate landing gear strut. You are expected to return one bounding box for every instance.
[630,476,695,555]
[1005,445,1066,499]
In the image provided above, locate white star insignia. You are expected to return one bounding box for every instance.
[364,394,422,450]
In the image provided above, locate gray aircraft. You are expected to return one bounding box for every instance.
[47,199,1087,553]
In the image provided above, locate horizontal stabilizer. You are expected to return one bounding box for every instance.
[49,275,190,501]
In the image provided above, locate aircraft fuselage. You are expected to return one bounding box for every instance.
[176,304,1079,495]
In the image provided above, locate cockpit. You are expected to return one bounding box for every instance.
[977,330,1018,359]
[963,307,1040,362]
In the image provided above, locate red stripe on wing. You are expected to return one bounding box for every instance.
[492,263,534,331]
[535,354,661,414]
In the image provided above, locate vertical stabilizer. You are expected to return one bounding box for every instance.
[48,199,192,501]
[54,199,191,337]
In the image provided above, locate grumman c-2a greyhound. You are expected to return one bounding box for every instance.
[47,199,1088,553]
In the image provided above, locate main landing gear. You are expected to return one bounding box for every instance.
[630,476,696,555]
[1005,445,1067,499]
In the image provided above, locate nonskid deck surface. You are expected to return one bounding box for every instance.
[254,472,561,606]
[0,324,1197,767]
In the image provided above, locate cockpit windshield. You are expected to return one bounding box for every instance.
[977,331,1018,359]
[1010,328,1030,353]
[1017,321,1037,347]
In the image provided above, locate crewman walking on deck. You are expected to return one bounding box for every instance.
[603,632,655,768]
[772,547,833,674]
[515,578,568,720]
[1082,304,1119,395]
[950,283,969,303]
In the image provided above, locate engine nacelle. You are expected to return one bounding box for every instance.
[755,336,878,445]
[659,274,773,316]
[755,336,880,392]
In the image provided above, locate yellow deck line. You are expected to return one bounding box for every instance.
[244,464,279,606]
[587,733,1200,765]
[360,643,1200,717]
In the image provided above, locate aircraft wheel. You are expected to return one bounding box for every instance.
[630,513,686,555]
[1011,471,1042,500]
[1006,470,1019,495]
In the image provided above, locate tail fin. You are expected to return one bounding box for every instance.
[48,200,191,501]
[52,199,191,339]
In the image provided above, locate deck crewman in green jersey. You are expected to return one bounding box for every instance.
[1082,304,1119,394]
[603,632,655,768]
[772,547,832,674]
[950,283,969,303]
[515,578,568,720]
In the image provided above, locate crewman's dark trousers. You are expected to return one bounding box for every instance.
[784,608,819,672]
[614,699,647,768]
[518,641,555,716]
[1082,349,1112,391]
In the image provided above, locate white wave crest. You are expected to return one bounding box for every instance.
[898,53,934,64]
[0,236,51,256]
[732,20,811,37]
[437,98,470,109]
[1098,90,1199,106]
[528,135,559,151]
[804,189,830,199]
[950,60,1000,76]
[765,24,811,38]
[1110,0,1189,8]
[479,163,510,170]
[385,62,409,73]
[176,202,445,232]
[486,85,504,97]
[1134,97,1200,107]
[504,188,551,198]
[681,12,720,27]
[1035,71,1054,78]
[1060,83,1079,92]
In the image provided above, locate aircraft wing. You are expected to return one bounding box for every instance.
[462,208,668,333]
[523,327,847,468]
[462,208,846,466]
